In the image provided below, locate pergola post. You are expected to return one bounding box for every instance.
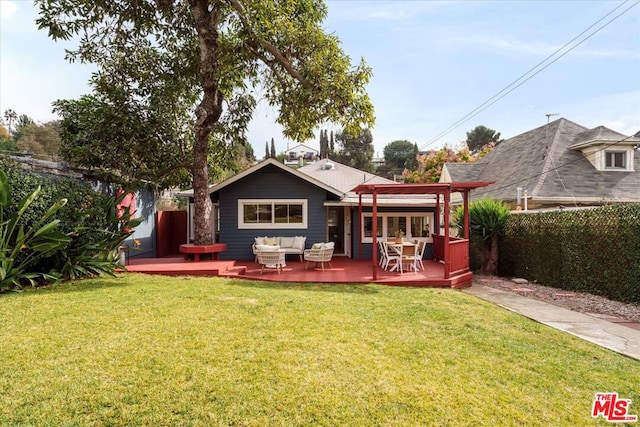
[463,190,470,239]
[443,190,451,279]
[372,191,378,280]
[358,194,363,260]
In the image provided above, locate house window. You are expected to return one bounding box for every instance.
[605,151,627,169]
[361,212,434,243]
[238,199,307,229]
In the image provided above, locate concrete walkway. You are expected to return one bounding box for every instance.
[464,284,640,361]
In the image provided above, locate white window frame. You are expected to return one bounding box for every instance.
[238,199,308,229]
[361,212,434,243]
[604,150,627,170]
[597,149,634,171]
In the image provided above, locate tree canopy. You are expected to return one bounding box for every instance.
[333,128,374,172]
[383,140,418,172]
[466,125,502,152]
[36,0,375,245]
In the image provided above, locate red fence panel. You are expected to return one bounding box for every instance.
[156,211,187,257]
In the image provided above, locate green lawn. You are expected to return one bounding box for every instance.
[1,274,638,426]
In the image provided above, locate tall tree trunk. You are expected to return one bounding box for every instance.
[484,234,499,275]
[190,0,223,245]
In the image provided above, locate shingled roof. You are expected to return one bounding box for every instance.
[442,118,640,206]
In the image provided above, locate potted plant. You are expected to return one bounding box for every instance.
[394,229,404,244]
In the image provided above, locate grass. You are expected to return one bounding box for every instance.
[1,274,638,426]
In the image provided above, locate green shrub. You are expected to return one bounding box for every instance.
[1,157,144,283]
[0,170,70,290]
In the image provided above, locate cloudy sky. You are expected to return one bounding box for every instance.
[1,0,639,157]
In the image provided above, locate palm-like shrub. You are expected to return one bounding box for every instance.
[454,198,510,274]
[0,170,70,290]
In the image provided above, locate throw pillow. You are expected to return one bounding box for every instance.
[312,242,324,249]
[280,236,295,248]
[323,242,335,250]
[292,236,306,250]
[254,237,266,246]
[264,237,278,246]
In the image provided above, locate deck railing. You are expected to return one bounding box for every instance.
[432,234,470,278]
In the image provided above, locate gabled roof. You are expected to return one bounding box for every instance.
[298,158,393,194]
[284,143,319,154]
[569,125,639,150]
[443,118,640,204]
[178,158,343,198]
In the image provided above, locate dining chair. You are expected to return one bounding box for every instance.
[413,241,426,271]
[378,241,389,270]
[386,243,403,274]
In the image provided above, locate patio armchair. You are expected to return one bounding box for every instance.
[255,246,286,274]
[303,242,335,271]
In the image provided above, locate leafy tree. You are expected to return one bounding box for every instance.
[383,140,418,173]
[3,109,17,139]
[453,198,510,275]
[404,145,473,183]
[0,125,15,154]
[264,141,270,160]
[15,121,62,160]
[319,129,329,159]
[466,125,502,153]
[270,138,276,159]
[243,141,255,163]
[12,114,35,142]
[334,128,374,172]
[53,95,196,189]
[329,130,335,156]
[37,0,374,246]
[0,125,10,140]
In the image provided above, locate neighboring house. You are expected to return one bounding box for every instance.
[440,118,640,210]
[284,143,319,166]
[181,158,439,261]
[10,156,158,258]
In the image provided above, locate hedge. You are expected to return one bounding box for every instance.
[498,205,640,304]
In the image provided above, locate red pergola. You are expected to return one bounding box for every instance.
[352,181,494,286]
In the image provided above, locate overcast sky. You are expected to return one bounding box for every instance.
[1,0,639,157]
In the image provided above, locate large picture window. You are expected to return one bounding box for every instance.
[361,212,434,243]
[239,199,307,229]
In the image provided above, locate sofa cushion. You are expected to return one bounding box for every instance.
[292,236,306,250]
[279,236,295,248]
[254,236,266,246]
[264,237,278,246]
[255,244,280,252]
[323,242,335,250]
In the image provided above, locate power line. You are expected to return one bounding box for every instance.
[418,0,639,152]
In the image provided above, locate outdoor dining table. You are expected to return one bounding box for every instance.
[387,242,417,273]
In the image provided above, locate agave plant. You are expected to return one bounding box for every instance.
[0,170,70,291]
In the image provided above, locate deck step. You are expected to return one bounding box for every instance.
[220,266,247,276]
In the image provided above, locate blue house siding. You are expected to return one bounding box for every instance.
[216,165,329,260]
[126,188,157,259]
[351,206,436,260]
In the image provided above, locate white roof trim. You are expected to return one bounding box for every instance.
[178,158,343,198]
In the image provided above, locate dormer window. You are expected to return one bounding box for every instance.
[605,151,627,169]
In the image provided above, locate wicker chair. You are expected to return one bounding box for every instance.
[256,250,286,274]
[303,242,335,271]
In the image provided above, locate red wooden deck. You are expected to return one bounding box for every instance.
[124,256,473,288]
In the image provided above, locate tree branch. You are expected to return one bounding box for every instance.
[226,0,307,85]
